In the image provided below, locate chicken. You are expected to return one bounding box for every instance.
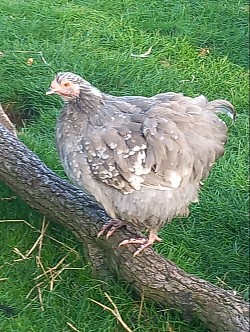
[46,72,234,256]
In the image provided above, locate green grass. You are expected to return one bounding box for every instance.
[0,0,249,331]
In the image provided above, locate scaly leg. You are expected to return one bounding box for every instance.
[97,219,127,238]
[119,231,162,257]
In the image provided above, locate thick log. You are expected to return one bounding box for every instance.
[0,124,249,332]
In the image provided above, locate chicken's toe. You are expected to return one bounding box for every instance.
[119,231,162,256]
[97,219,126,238]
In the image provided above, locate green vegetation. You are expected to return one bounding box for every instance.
[0,0,248,331]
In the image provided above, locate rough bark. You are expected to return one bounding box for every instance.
[0,124,249,332]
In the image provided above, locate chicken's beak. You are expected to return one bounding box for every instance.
[46,88,57,95]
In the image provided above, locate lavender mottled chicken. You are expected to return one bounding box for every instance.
[46,72,234,256]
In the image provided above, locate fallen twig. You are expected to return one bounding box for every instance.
[66,322,81,332]
[90,292,134,332]
[131,46,152,58]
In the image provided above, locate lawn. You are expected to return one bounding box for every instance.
[0,0,249,331]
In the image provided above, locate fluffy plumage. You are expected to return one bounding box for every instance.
[47,72,234,256]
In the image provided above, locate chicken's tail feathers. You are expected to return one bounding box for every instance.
[205,99,236,120]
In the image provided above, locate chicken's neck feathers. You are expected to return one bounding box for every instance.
[67,86,104,113]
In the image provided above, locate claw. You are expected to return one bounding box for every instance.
[97,219,126,238]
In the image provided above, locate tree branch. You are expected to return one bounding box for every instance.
[0,124,249,332]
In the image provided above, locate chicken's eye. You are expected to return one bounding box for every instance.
[63,82,71,88]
